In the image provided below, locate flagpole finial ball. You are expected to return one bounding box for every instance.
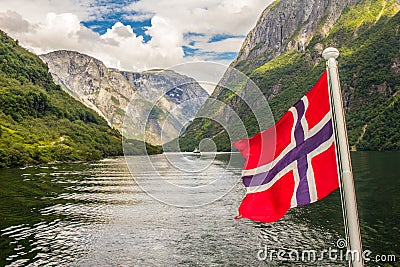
[322,47,339,60]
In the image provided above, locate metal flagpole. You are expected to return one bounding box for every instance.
[322,47,364,267]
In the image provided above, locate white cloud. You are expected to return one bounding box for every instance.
[0,10,30,32]
[0,0,93,22]
[194,37,245,54]
[0,0,274,91]
[124,0,270,35]
[97,20,184,71]
[121,13,154,22]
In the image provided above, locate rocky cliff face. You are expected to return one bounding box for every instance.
[121,70,209,126]
[179,0,400,151]
[40,51,208,145]
[0,30,126,167]
[233,0,357,72]
[40,51,137,128]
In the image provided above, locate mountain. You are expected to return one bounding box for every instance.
[40,50,167,145]
[233,0,357,72]
[0,30,121,167]
[121,69,209,127]
[40,51,208,145]
[178,0,400,151]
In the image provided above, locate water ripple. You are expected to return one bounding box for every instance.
[2,153,392,266]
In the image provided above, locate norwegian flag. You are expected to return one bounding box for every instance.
[233,71,339,223]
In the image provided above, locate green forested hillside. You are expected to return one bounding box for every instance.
[0,30,151,167]
[179,0,400,151]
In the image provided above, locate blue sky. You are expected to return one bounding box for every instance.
[81,0,152,40]
[0,0,272,77]
[82,19,242,62]
[80,3,245,63]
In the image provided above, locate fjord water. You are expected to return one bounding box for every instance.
[0,152,398,266]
